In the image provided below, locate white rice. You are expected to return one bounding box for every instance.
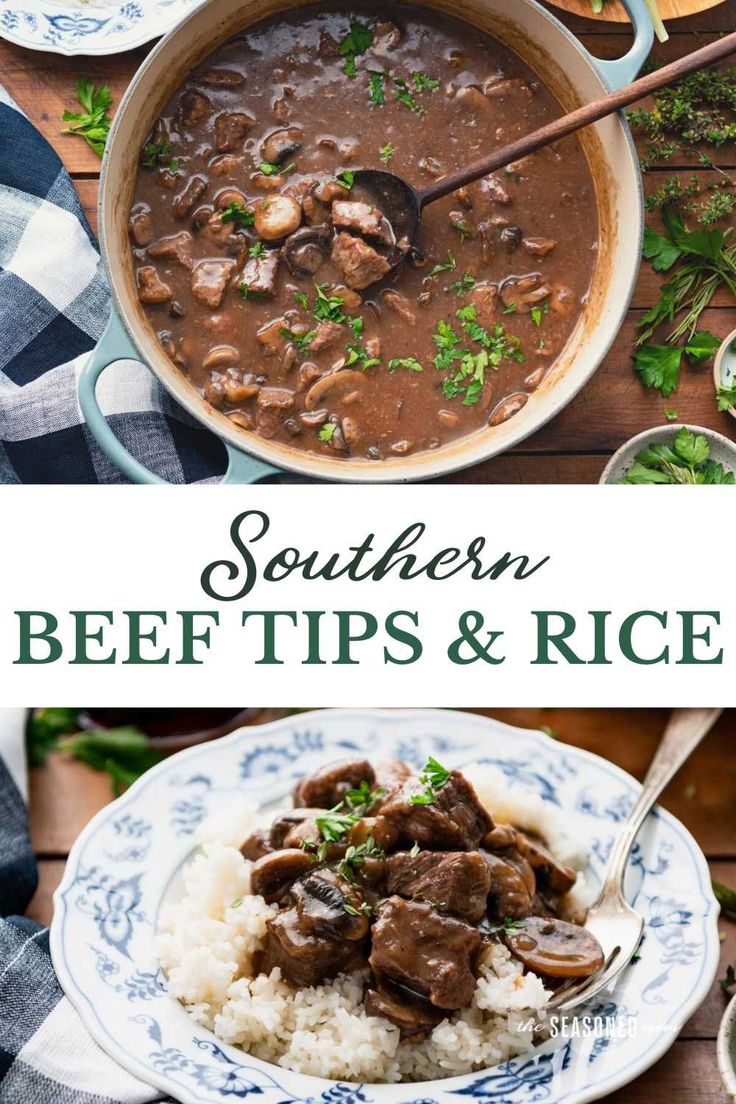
[158,767,594,1082]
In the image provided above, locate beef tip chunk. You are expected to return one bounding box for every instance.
[308,320,343,353]
[380,769,492,851]
[469,283,499,329]
[270,807,328,849]
[369,759,413,811]
[348,814,399,852]
[240,248,280,299]
[332,201,391,245]
[365,981,443,1040]
[382,289,417,326]
[179,90,211,127]
[260,906,365,987]
[240,828,272,861]
[386,850,491,922]
[136,265,172,304]
[128,203,154,247]
[482,823,517,850]
[190,258,236,308]
[147,231,194,270]
[512,830,576,895]
[482,848,536,920]
[291,869,370,941]
[293,757,375,808]
[331,232,391,290]
[214,111,255,153]
[173,175,207,219]
[370,897,481,1009]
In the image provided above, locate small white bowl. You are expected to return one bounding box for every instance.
[714,328,736,422]
[719,993,736,1102]
[599,424,736,484]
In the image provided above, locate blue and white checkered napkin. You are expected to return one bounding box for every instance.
[0,713,167,1102]
[0,87,226,484]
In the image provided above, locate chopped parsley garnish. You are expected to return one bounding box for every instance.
[339,22,374,78]
[348,316,364,339]
[318,423,337,443]
[379,142,395,164]
[434,305,523,406]
[220,202,255,228]
[142,140,179,170]
[618,426,735,484]
[428,252,456,278]
[368,71,387,107]
[259,160,295,176]
[314,810,360,841]
[393,71,440,113]
[713,880,736,921]
[409,756,451,806]
[389,357,423,373]
[502,302,517,314]
[530,302,550,327]
[503,916,525,933]
[344,780,386,813]
[248,241,266,258]
[293,290,309,309]
[337,837,385,882]
[336,170,355,190]
[409,841,420,858]
[343,899,374,918]
[239,283,268,300]
[664,408,679,421]
[280,326,317,351]
[62,78,112,158]
[451,218,471,242]
[314,284,348,323]
[345,342,380,370]
[448,271,476,295]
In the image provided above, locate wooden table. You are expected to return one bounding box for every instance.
[25,707,736,1102]
[2,5,736,482]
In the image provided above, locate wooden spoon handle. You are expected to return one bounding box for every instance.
[417,29,736,208]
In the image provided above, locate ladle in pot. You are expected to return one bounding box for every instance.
[351,31,736,280]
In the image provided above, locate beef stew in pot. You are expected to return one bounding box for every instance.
[131,5,599,462]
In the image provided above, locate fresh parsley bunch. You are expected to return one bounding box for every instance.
[61,79,112,158]
[619,427,735,484]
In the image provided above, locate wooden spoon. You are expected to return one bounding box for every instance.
[351,30,736,281]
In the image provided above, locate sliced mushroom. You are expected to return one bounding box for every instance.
[249,848,316,903]
[291,870,370,940]
[489,392,527,426]
[262,126,302,165]
[201,344,240,371]
[254,195,303,241]
[503,916,605,978]
[500,274,551,313]
[304,369,367,410]
[282,224,331,276]
[241,828,273,861]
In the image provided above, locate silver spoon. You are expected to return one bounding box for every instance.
[350,30,736,283]
[547,707,722,1013]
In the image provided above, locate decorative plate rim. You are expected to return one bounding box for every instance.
[0,0,201,57]
[50,708,721,1104]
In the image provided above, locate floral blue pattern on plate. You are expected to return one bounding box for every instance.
[51,709,720,1104]
[0,0,201,56]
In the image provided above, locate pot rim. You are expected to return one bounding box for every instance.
[97,0,644,484]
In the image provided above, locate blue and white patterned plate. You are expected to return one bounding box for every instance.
[0,0,200,55]
[51,709,720,1104]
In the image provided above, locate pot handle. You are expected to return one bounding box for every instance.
[584,0,654,90]
[79,309,280,485]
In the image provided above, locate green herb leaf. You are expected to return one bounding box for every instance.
[248,241,266,258]
[259,160,295,176]
[60,726,162,797]
[714,880,736,921]
[26,708,80,766]
[314,810,360,842]
[368,71,387,107]
[336,170,355,190]
[683,329,720,366]
[428,252,456,278]
[633,344,683,398]
[220,202,255,228]
[318,423,337,442]
[314,284,348,323]
[388,357,424,373]
[379,142,395,164]
[339,22,374,78]
[61,78,112,158]
[642,225,682,273]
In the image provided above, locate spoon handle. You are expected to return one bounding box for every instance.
[598,708,722,899]
[417,30,736,208]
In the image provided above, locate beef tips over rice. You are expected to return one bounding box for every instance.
[157,757,602,1082]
